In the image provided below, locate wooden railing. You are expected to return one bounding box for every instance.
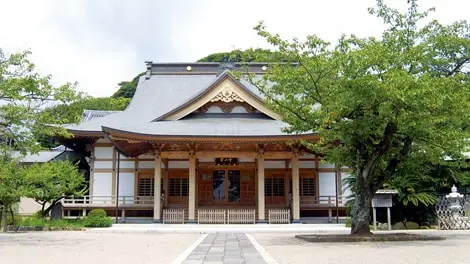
[198,209,226,224]
[163,209,185,224]
[227,209,256,224]
[62,196,154,206]
[300,195,347,207]
[268,209,290,224]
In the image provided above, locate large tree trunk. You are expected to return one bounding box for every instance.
[350,170,375,235]
[2,203,8,233]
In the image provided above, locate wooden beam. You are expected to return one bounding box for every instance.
[264,152,293,159]
[160,151,294,159]
[161,151,189,159]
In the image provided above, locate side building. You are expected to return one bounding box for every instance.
[59,62,351,224]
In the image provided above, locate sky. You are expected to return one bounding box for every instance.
[1,0,469,97]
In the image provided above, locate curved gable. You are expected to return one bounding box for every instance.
[155,73,282,121]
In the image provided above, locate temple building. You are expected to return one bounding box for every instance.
[60,62,351,224]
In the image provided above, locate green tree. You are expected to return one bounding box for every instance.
[198,48,286,63]
[0,155,25,232]
[249,0,470,235]
[44,96,130,124]
[0,48,81,230]
[0,49,82,154]
[112,72,144,99]
[38,96,130,148]
[24,161,86,218]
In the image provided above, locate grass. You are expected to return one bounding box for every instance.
[14,216,86,228]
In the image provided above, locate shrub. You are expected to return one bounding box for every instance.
[393,221,420,230]
[83,216,113,227]
[87,209,107,218]
[406,221,420,229]
[345,217,351,227]
[83,209,113,228]
[17,216,46,227]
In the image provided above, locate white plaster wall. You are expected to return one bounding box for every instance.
[239,158,255,163]
[93,173,112,203]
[207,106,223,113]
[138,154,154,159]
[138,161,155,169]
[118,160,135,169]
[264,160,285,169]
[341,172,353,203]
[301,154,315,159]
[96,138,111,143]
[94,147,113,159]
[118,173,135,204]
[94,161,113,169]
[319,172,337,204]
[299,160,315,169]
[319,162,336,168]
[17,197,42,215]
[232,106,248,113]
[168,160,189,168]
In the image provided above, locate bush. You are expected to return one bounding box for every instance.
[83,209,113,228]
[87,209,107,218]
[406,221,420,229]
[17,216,46,227]
[83,216,113,227]
[393,221,420,230]
[345,217,351,227]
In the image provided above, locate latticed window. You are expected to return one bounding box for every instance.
[169,178,189,196]
[300,178,316,196]
[138,178,163,196]
[265,178,285,197]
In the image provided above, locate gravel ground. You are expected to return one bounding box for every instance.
[253,230,470,264]
[0,231,201,264]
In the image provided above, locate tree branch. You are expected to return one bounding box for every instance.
[447,57,470,76]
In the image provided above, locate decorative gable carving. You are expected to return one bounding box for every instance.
[210,85,244,103]
[156,74,282,121]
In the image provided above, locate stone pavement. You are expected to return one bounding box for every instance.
[182,233,266,264]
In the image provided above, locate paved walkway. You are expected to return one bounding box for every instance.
[90,223,349,233]
[182,233,266,264]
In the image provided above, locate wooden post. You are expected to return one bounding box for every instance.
[153,151,162,223]
[257,148,266,223]
[292,150,300,223]
[387,207,392,231]
[163,159,169,207]
[373,207,377,231]
[188,151,196,223]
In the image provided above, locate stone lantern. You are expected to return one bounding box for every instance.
[446,185,464,219]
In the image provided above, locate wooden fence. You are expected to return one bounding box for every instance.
[227,209,256,224]
[197,209,226,224]
[268,209,290,224]
[163,209,185,224]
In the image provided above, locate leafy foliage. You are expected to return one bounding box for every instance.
[87,208,107,218]
[0,49,82,155]
[198,48,287,63]
[0,155,25,232]
[84,209,113,227]
[23,160,87,218]
[112,72,145,99]
[248,0,470,234]
[43,96,130,125]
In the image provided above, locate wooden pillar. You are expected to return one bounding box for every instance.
[284,160,290,207]
[153,151,162,223]
[257,149,266,223]
[163,159,169,207]
[292,150,300,223]
[188,152,196,223]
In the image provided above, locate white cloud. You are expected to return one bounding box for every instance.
[1,0,469,97]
